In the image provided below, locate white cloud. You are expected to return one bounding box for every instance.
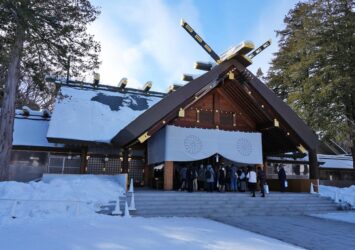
[89,0,208,92]
[89,0,298,89]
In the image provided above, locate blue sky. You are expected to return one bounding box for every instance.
[89,0,299,91]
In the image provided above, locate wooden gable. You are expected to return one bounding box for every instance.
[172,87,256,131]
[112,59,318,155]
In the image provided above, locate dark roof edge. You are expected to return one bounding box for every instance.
[111,59,319,151]
[12,145,81,152]
[47,136,112,147]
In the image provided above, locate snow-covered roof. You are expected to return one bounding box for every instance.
[47,86,163,143]
[13,109,64,148]
[318,154,353,169]
[266,153,353,169]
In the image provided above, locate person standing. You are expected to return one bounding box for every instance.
[230,164,237,192]
[197,164,206,191]
[205,164,215,192]
[179,166,187,191]
[257,166,266,197]
[247,166,257,197]
[278,165,287,192]
[239,167,246,192]
[186,166,194,192]
[225,165,231,191]
[192,166,198,192]
[218,166,226,192]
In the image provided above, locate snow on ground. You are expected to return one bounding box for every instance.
[312,212,355,224]
[0,175,124,220]
[0,215,302,250]
[318,185,355,208]
[0,175,303,249]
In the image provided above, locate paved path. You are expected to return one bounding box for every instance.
[212,215,355,250]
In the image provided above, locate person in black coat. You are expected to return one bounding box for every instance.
[218,167,226,192]
[186,166,194,192]
[257,166,266,197]
[278,165,286,192]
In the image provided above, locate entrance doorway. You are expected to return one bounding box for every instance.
[171,155,255,193]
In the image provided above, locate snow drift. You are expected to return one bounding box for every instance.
[318,185,355,208]
[0,175,124,220]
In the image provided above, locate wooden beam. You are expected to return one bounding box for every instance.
[80,147,88,174]
[121,149,129,173]
[309,148,319,179]
[256,121,274,131]
[164,161,174,190]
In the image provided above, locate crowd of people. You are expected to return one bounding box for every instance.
[176,163,287,197]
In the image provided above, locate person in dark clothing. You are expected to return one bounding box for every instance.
[213,165,219,191]
[205,164,215,192]
[257,166,266,197]
[239,167,247,192]
[230,165,237,192]
[237,168,242,191]
[218,167,226,192]
[278,165,287,192]
[197,164,206,191]
[174,167,180,190]
[186,166,194,192]
[225,165,231,191]
[179,166,187,191]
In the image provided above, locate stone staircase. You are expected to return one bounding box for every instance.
[131,191,339,217]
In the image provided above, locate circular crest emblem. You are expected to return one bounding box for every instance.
[236,138,253,156]
[184,135,202,155]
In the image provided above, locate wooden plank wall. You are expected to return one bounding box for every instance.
[172,87,256,131]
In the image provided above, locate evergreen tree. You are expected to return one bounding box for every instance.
[256,67,264,78]
[0,0,101,180]
[267,0,355,167]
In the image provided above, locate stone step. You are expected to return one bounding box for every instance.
[128,191,339,217]
[136,203,334,208]
[134,205,338,213]
[135,209,338,217]
[135,202,335,209]
[136,205,337,211]
[134,192,316,196]
[135,198,333,203]
[134,195,330,200]
[134,194,318,198]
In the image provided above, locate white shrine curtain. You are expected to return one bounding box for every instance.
[148,125,262,165]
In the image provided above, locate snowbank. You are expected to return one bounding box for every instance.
[318,185,355,208]
[0,175,124,220]
[0,216,302,250]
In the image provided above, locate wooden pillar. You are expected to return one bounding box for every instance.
[164,161,174,191]
[144,165,152,187]
[121,149,129,173]
[263,162,268,176]
[80,148,88,174]
[309,149,319,179]
[143,145,151,187]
